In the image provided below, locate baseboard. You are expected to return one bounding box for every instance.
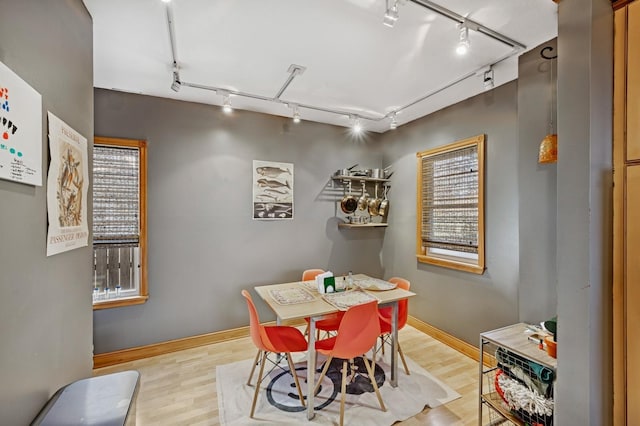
[407,316,495,366]
[93,319,305,369]
[94,317,490,369]
[93,326,250,369]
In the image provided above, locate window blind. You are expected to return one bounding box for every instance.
[93,145,140,247]
[421,144,478,253]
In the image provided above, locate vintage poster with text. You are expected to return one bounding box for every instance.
[46,112,89,256]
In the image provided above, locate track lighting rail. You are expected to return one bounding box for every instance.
[163,1,527,130]
[409,0,526,50]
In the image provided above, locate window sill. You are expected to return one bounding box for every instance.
[93,295,149,311]
[417,254,485,275]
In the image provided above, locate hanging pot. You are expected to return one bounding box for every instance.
[368,183,381,216]
[379,186,390,218]
[340,180,358,214]
[357,181,369,211]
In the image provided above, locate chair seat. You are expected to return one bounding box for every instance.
[263,326,308,353]
[315,335,338,353]
[305,311,345,331]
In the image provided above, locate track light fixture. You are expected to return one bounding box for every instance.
[389,113,398,130]
[218,90,232,113]
[170,70,181,92]
[483,68,494,91]
[456,23,470,55]
[291,104,301,123]
[383,0,399,28]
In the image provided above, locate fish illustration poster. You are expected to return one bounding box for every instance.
[253,160,293,220]
[0,60,43,186]
[46,112,89,256]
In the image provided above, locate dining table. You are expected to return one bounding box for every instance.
[254,273,416,420]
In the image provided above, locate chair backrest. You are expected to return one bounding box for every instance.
[302,268,325,281]
[330,300,381,359]
[387,277,411,329]
[241,290,268,351]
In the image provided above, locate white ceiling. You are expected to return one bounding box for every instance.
[84,0,557,133]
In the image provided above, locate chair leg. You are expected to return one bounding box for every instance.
[397,342,410,375]
[339,359,348,426]
[247,348,261,386]
[361,356,386,412]
[285,353,306,407]
[313,356,333,395]
[250,351,268,418]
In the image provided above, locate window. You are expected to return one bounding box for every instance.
[92,136,148,309]
[416,134,485,274]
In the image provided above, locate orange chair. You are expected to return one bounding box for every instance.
[302,269,344,339]
[313,300,386,426]
[376,277,411,375]
[241,290,308,417]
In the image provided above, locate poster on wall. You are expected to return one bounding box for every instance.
[46,112,89,256]
[252,160,293,220]
[0,60,43,186]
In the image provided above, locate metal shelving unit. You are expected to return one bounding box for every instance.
[479,323,557,426]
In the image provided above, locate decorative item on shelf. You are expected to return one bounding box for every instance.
[543,315,557,358]
[538,46,558,164]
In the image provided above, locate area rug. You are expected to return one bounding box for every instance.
[216,351,460,425]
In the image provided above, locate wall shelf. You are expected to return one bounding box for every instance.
[332,175,390,184]
[338,222,388,229]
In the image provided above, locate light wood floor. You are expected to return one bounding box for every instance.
[94,325,486,425]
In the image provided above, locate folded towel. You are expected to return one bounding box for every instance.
[495,348,555,395]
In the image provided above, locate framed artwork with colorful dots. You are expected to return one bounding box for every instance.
[0,60,42,186]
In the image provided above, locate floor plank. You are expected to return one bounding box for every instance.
[94,325,487,425]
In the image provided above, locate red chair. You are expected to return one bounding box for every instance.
[302,269,344,339]
[313,300,386,426]
[376,277,411,375]
[241,290,308,417]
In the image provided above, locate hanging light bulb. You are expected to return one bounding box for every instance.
[538,49,558,164]
[456,24,470,55]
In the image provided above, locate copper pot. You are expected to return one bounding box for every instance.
[368,183,381,216]
[340,181,358,214]
[379,186,390,218]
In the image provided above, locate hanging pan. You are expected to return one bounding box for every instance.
[357,181,369,211]
[368,183,381,216]
[379,185,390,218]
[340,180,358,214]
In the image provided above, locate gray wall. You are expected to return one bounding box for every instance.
[93,89,385,353]
[556,0,613,424]
[380,81,521,345]
[517,39,558,324]
[0,1,94,424]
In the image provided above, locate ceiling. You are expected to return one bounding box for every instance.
[84,0,558,133]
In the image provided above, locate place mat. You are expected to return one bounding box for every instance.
[322,289,379,311]
[299,280,318,291]
[269,287,315,305]
[353,277,397,291]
